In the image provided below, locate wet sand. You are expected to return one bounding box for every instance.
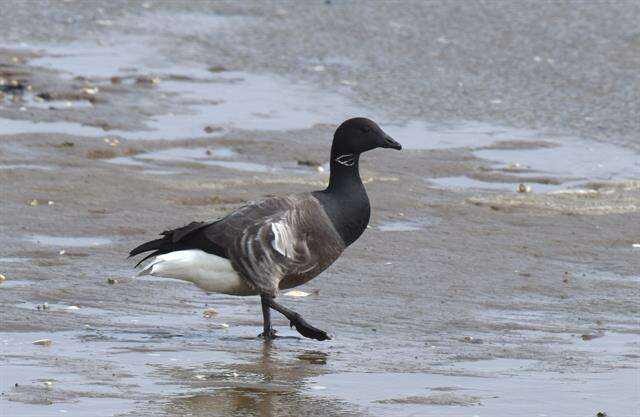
[1,2,639,416]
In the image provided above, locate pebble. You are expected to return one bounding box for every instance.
[203,126,222,134]
[0,274,5,282]
[203,307,218,318]
[135,76,160,85]
[517,183,532,193]
[462,336,483,344]
[107,278,118,285]
[297,159,321,167]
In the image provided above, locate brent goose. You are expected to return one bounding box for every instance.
[130,117,402,341]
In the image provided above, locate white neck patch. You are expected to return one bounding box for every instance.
[334,154,356,167]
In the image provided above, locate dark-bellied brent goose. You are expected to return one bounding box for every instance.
[130,118,402,341]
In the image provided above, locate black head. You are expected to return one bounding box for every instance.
[331,117,402,157]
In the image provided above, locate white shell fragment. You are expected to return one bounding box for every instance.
[0,274,5,282]
[65,305,80,310]
[81,87,99,95]
[32,339,52,346]
[632,243,640,249]
[284,290,310,297]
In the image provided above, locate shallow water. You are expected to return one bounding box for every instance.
[0,163,53,171]
[427,176,571,193]
[108,146,309,173]
[308,367,638,417]
[26,235,112,248]
[377,220,424,232]
[15,40,362,139]
[5,37,640,192]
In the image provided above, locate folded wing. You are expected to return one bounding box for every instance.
[130,194,345,295]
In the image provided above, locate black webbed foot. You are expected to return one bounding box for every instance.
[262,293,331,341]
[289,316,331,341]
[258,328,278,340]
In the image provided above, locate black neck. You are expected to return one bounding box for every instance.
[327,154,361,192]
[313,153,371,246]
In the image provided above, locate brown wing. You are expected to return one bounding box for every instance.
[131,194,345,294]
[216,195,345,295]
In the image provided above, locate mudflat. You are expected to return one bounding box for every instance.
[1,2,638,416]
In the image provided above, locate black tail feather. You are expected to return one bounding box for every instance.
[134,249,163,268]
[129,220,227,268]
[129,237,167,258]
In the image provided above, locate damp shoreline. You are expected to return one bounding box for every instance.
[1,2,639,417]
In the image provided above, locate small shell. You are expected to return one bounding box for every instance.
[517,183,532,193]
[32,339,52,346]
[81,87,99,95]
[284,290,310,297]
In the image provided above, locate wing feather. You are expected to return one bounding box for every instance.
[131,194,345,295]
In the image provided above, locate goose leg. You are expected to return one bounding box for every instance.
[262,294,331,341]
[258,294,278,340]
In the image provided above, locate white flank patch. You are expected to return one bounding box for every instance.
[138,249,248,295]
[271,221,294,257]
